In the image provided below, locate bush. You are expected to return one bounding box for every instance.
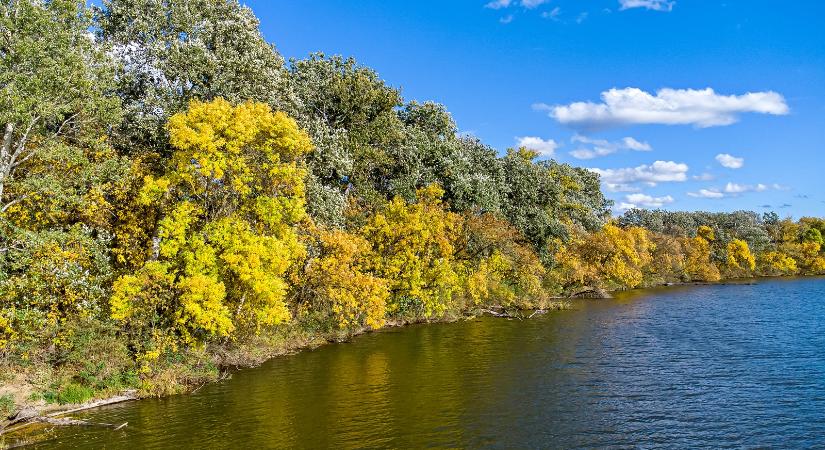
[56,383,94,405]
[0,394,15,418]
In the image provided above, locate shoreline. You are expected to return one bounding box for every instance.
[1,274,819,442]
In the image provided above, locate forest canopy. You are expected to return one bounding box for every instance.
[1,0,823,399]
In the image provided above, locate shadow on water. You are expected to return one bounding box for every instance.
[11,277,825,449]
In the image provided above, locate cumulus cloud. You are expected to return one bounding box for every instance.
[715,153,744,169]
[724,182,767,194]
[619,0,675,11]
[517,136,559,156]
[625,193,675,208]
[542,87,789,129]
[485,0,512,9]
[569,135,652,159]
[688,189,724,199]
[689,182,781,199]
[521,0,549,8]
[604,183,642,193]
[542,6,561,19]
[591,160,689,185]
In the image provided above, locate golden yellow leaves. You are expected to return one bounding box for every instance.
[758,251,798,276]
[549,224,653,291]
[362,185,463,317]
[165,98,311,200]
[304,228,389,330]
[726,239,756,273]
[111,99,313,348]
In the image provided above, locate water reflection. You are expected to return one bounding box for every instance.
[19,277,825,449]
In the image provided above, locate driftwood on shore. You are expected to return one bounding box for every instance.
[479,308,522,320]
[1,392,136,435]
[569,286,612,299]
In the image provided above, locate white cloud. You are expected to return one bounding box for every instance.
[619,0,675,11]
[576,12,589,23]
[724,182,767,194]
[625,193,675,208]
[689,182,779,199]
[616,202,638,212]
[542,6,561,19]
[715,153,744,169]
[569,134,652,159]
[546,87,789,129]
[692,173,715,181]
[688,189,724,199]
[604,183,642,193]
[485,0,512,9]
[499,14,514,23]
[485,0,550,9]
[517,136,559,156]
[591,160,689,185]
[621,137,652,151]
[521,0,549,8]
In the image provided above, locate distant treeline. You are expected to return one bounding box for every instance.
[0,0,822,402]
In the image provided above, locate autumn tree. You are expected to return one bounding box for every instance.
[0,0,119,212]
[99,0,290,156]
[725,239,756,277]
[361,185,464,318]
[301,227,389,331]
[111,99,312,352]
[683,226,721,282]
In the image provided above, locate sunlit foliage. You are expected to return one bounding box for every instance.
[111,99,311,349]
[361,185,464,317]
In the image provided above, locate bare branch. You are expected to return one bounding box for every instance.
[1,194,26,212]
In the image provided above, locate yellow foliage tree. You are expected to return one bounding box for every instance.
[361,184,464,318]
[303,227,389,330]
[726,239,756,275]
[786,241,825,275]
[549,223,654,291]
[683,230,721,282]
[111,99,312,348]
[646,234,687,285]
[461,214,546,308]
[757,251,798,276]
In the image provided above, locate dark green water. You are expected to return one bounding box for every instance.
[16,277,825,448]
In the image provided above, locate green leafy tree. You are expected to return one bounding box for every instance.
[99,0,289,155]
[0,0,119,212]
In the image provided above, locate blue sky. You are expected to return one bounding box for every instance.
[248,0,824,217]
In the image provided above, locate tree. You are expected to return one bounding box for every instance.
[99,0,289,155]
[288,53,404,213]
[462,213,546,307]
[683,228,720,282]
[0,0,119,212]
[548,223,653,291]
[301,227,389,331]
[361,185,464,318]
[726,238,756,275]
[757,251,797,276]
[111,99,312,348]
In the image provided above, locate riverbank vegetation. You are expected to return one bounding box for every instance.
[1,0,824,417]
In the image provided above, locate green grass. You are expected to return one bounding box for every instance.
[0,394,15,418]
[55,383,94,405]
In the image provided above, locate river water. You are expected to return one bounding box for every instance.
[18,277,825,448]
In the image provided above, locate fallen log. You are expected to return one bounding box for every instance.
[1,392,136,435]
